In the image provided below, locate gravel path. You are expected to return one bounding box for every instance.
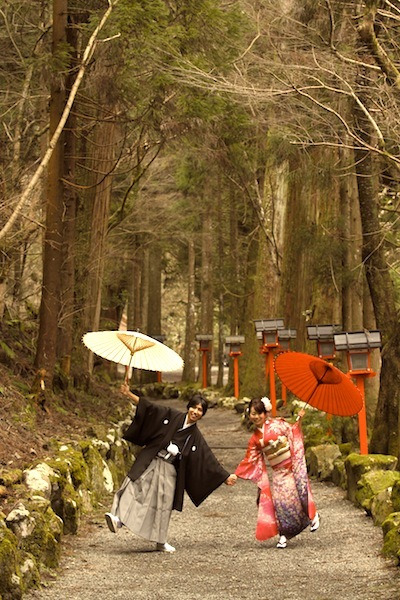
[27,400,400,600]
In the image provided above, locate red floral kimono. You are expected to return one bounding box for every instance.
[235,418,317,541]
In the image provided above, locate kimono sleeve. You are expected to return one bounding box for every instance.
[184,433,229,507]
[123,396,175,446]
[235,432,265,484]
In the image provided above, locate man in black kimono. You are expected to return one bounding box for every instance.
[105,385,236,552]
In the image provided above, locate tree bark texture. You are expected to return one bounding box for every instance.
[216,200,225,388]
[141,240,162,383]
[198,206,214,385]
[83,119,117,373]
[35,0,67,379]
[127,237,143,331]
[338,144,364,332]
[182,238,196,382]
[353,69,400,459]
[58,15,79,374]
[278,152,342,351]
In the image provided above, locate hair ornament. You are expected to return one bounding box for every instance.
[261,396,272,412]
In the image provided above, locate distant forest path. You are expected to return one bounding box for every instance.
[27,399,400,600]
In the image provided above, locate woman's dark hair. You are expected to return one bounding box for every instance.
[186,394,208,416]
[247,397,267,415]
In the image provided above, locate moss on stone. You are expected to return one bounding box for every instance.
[382,524,400,563]
[391,480,400,513]
[50,478,82,535]
[355,469,400,511]
[19,553,40,593]
[345,453,398,504]
[306,444,342,481]
[49,446,90,490]
[0,526,21,599]
[371,488,396,527]
[346,453,398,469]
[331,457,347,490]
[0,469,23,487]
[382,512,400,537]
[300,407,339,447]
[338,443,353,457]
[106,443,131,490]
[19,500,63,569]
[61,485,81,535]
[79,441,111,503]
[0,409,142,597]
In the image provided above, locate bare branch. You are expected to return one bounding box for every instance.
[0,0,120,243]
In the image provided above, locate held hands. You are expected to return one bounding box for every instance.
[225,474,237,486]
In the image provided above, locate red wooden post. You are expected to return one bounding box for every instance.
[157,371,162,383]
[333,329,382,456]
[353,375,368,454]
[196,335,213,389]
[264,350,269,386]
[233,355,240,398]
[269,351,277,417]
[202,350,208,388]
[225,336,245,399]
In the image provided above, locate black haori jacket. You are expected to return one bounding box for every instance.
[123,396,229,512]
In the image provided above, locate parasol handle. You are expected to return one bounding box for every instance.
[299,379,323,415]
[124,351,135,385]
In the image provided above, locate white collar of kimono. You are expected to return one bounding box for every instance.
[257,418,273,447]
[180,415,195,430]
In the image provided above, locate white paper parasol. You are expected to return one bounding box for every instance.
[82,330,184,373]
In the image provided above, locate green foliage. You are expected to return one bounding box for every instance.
[13,381,30,394]
[175,154,208,194]
[0,341,15,361]
[265,131,298,164]
[49,41,75,73]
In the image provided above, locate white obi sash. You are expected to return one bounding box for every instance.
[262,435,291,467]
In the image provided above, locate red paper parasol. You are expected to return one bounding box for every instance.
[274,351,363,416]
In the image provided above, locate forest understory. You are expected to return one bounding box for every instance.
[0,323,128,515]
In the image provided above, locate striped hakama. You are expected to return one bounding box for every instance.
[111,457,176,544]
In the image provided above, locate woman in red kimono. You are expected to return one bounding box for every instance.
[234,397,319,548]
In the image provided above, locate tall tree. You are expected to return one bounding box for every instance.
[34,0,68,382]
[182,238,197,382]
[57,11,80,375]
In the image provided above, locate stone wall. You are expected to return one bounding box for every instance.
[305,439,400,565]
[0,416,135,600]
